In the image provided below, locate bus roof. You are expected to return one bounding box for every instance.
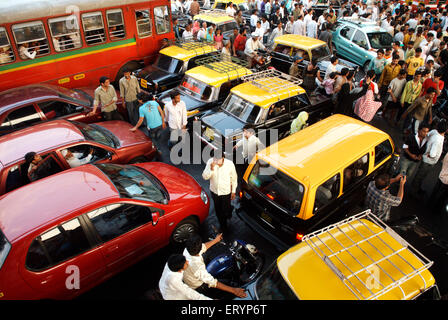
[0,0,148,25]
[185,61,252,87]
[277,211,435,300]
[160,43,217,61]
[256,114,392,191]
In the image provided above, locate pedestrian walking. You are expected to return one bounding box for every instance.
[119,69,141,126]
[89,76,124,121]
[164,90,187,151]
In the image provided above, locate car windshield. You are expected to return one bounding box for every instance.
[255,261,298,300]
[311,45,331,61]
[155,53,183,73]
[220,21,238,33]
[367,32,393,50]
[248,160,305,216]
[180,75,213,101]
[96,163,167,203]
[221,94,261,123]
[0,229,11,270]
[72,121,116,148]
[55,86,91,107]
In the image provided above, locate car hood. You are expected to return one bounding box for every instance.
[135,162,202,201]
[141,65,174,84]
[94,121,150,148]
[201,111,245,137]
[159,90,205,111]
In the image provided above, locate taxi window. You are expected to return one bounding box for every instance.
[220,21,238,33]
[136,10,152,38]
[311,45,331,61]
[274,44,292,55]
[154,6,171,35]
[107,9,126,40]
[343,154,369,192]
[48,16,82,52]
[12,21,50,58]
[81,12,106,45]
[0,27,15,64]
[293,48,309,61]
[314,174,340,212]
[215,3,227,9]
[267,101,288,120]
[374,140,393,167]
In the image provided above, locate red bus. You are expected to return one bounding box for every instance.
[0,0,174,91]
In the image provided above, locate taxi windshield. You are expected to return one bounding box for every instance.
[248,161,304,216]
[311,45,331,61]
[255,261,298,300]
[155,53,183,73]
[221,94,260,123]
[180,75,213,101]
[367,32,393,50]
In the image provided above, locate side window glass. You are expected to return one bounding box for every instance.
[136,10,152,38]
[0,27,15,64]
[26,218,91,270]
[274,44,292,55]
[87,204,152,242]
[63,144,109,167]
[7,105,41,129]
[48,16,82,52]
[374,139,393,166]
[82,12,106,45]
[352,30,368,49]
[5,165,27,193]
[290,94,310,112]
[154,6,171,35]
[293,49,309,62]
[107,9,126,40]
[38,100,80,119]
[29,154,64,182]
[340,26,355,40]
[314,174,340,212]
[267,101,288,120]
[12,21,50,59]
[343,154,369,192]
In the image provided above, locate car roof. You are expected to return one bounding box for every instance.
[0,84,89,110]
[215,0,247,3]
[0,164,118,242]
[274,34,326,50]
[159,43,217,61]
[338,18,387,33]
[230,75,305,108]
[194,11,236,24]
[277,212,436,300]
[255,114,392,193]
[0,119,84,167]
[185,61,252,87]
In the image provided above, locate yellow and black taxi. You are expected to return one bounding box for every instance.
[212,0,251,24]
[193,10,239,39]
[196,69,332,153]
[158,53,252,126]
[236,114,397,250]
[135,39,217,94]
[242,210,441,300]
[271,34,357,78]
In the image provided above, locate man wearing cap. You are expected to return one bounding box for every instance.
[244,32,266,68]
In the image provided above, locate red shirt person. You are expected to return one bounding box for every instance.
[420,69,444,104]
[233,28,247,56]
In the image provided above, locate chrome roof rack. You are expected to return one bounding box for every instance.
[174,39,215,55]
[195,53,250,81]
[197,9,232,17]
[241,69,303,92]
[302,210,434,300]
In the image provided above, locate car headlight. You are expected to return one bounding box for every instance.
[201,190,208,205]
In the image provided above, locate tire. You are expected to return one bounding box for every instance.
[129,156,148,164]
[170,217,199,245]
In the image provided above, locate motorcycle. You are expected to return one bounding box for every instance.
[203,225,265,289]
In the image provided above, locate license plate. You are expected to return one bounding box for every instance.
[204,127,215,141]
[260,211,273,226]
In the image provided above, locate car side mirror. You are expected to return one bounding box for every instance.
[152,211,160,226]
[107,152,113,160]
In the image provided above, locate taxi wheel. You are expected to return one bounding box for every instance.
[170,217,199,245]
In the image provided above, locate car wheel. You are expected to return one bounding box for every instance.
[129,156,148,164]
[170,217,199,245]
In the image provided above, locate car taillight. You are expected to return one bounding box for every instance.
[239,191,243,198]
[266,194,274,201]
[296,234,304,242]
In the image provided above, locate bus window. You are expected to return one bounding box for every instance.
[136,10,152,38]
[107,9,126,41]
[154,6,171,35]
[81,12,106,45]
[12,21,50,59]
[0,27,15,64]
[48,16,82,52]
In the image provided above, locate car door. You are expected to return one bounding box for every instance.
[270,44,293,74]
[20,216,107,299]
[84,202,166,276]
[0,105,42,135]
[37,99,88,122]
[350,30,370,66]
[264,99,291,141]
[335,25,356,61]
[341,153,370,209]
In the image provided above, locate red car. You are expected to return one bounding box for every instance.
[0,84,126,136]
[0,162,210,300]
[0,119,156,195]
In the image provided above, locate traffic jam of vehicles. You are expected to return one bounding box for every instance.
[1,0,448,303]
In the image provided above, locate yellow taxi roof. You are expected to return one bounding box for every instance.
[231,77,305,108]
[159,43,217,61]
[274,34,327,50]
[277,216,435,300]
[256,114,392,189]
[215,0,247,4]
[194,13,236,24]
[185,61,252,87]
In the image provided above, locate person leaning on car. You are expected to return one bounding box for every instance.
[89,76,124,121]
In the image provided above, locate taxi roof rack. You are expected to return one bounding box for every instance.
[197,9,232,17]
[174,39,216,55]
[195,53,251,81]
[302,210,434,300]
[241,69,303,93]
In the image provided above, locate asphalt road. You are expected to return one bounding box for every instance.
[78,113,448,300]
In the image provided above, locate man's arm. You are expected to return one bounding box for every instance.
[202,159,214,180]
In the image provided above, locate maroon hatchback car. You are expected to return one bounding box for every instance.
[0,162,210,300]
[0,119,156,195]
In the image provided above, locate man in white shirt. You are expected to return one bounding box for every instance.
[304,9,314,30]
[183,234,247,298]
[159,254,212,300]
[267,21,283,48]
[19,43,37,60]
[250,9,259,30]
[164,90,187,149]
[234,124,265,165]
[202,149,238,231]
[226,2,237,17]
[411,120,447,198]
[197,22,208,41]
[292,15,306,36]
[61,149,93,168]
[244,32,266,67]
[306,15,318,39]
[182,24,193,40]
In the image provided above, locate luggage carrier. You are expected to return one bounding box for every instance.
[302,210,434,300]
[195,53,251,81]
[173,39,215,55]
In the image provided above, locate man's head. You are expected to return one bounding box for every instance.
[377,48,384,59]
[123,68,131,79]
[167,254,188,272]
[425,87,436,101]
[413,70,422,82]
[374,173,391,190]
[398,68,407,80]
[212,148,225,165]
[25,152,41,165]
[417,122,430,139]
[330,56,338,65]
[243,124,255,139]
[340,67,349,77]
[185,234,203,256]
[434,69,442,81]
[366,69,376,81]
[415,47,422,57]
[170,90,181,104]
[99,76,110,87]
[436,120,448,135]
[391,54,399,65]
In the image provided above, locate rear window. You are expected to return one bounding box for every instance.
[0,229,11,270]
[248,161,304,216]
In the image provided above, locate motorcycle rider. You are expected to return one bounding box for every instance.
[182,234,247,299]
